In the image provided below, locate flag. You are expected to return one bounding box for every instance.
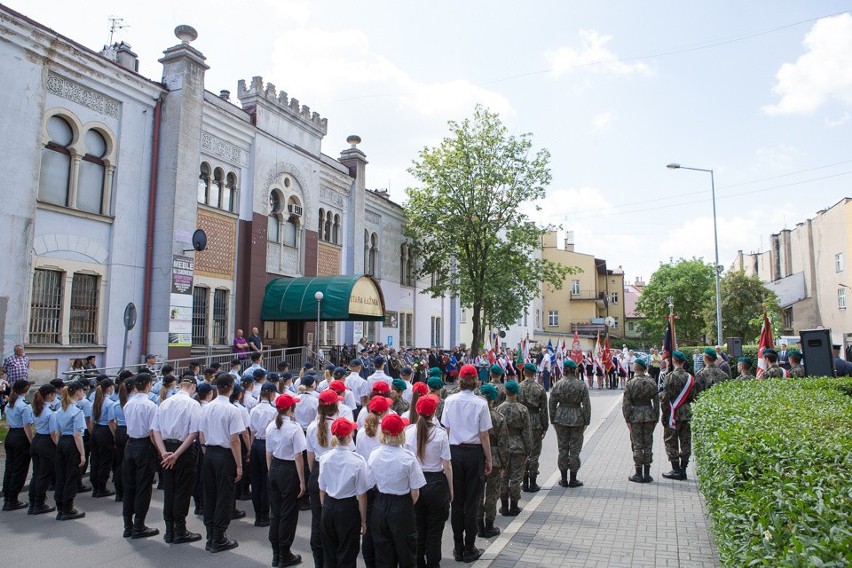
[547,339,556,367]
[516,341,524,371]
[662,318,677,361]
[756,313,774,379]
[603,337,613,371]
[593,332,605,374]
[570,331,583,365]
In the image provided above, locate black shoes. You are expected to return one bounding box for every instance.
[629,466,645,484]
[507,499,522,516]
[92,489,115,498]
[662,460,686,480]
[481,519,501,538]
[131,526,160,539]
[499,496,509,516]
[462,546,484,563]
[567,471,583,488]
[58,508,85,521]
[527,475,541,492]
[254,516,271,527]
[28,503,56,515]
[279,553,302,566]
[643,464,654,483]
[2,500,27,511]
[231,509,246,520]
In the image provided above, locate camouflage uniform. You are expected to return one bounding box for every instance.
[622,372,660,467]
[788,364,805,378]
[496,399,531,500]
[517,378,548,477]
[763,363,786,378]
[479,407,508,523]
[695,364,728,392]
[548,373,591,473]
[660,367,696,463]
[736,369,756,380]
[488,379,507,406]
[391,396,409,416]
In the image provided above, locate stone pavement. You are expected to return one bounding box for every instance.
[477,393,720,568]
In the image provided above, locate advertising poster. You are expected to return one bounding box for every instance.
[169,255,194,347]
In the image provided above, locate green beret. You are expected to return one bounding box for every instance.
[737,356,752,365]
[634,357,648,368]
[703,348,717,360]
[523,362,537,374]
[427,377,445,390]
[763,348,777,357]
[672,351,686,362]
[504,380,520,394]
[563,359,577,370]
[391,378,408,391]
[479,383,498,401]
[788,349,801,358]
[428,367,443,377]
[490,364,504,376]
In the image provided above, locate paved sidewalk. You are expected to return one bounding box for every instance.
[479,395,720,568]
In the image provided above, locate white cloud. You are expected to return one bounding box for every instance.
[753,144,806,172]
[825,111,850,128]
[592,111,615,130]
[546,30,651,78]
[763,13,852,116]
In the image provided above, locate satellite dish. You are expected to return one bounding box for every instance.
[499,330,506,338]
[192,229,207,252]
[605,316,615,327]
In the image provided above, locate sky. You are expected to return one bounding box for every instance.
[14,0,852,284]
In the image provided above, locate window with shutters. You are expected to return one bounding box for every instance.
[212,289,228,345]
[29,269,64,344]
[69,273,98,344]
[192,287,209,345]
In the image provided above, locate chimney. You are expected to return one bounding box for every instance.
[115,42,139,72]
[564,230,575,251]
[219,89,231,101]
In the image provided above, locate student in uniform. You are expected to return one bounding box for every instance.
[90,378,117,498]
[122,372,160,539]
[51,381,87,520]
[407,381,429,425]
[368,414,426,568]
[2,379,34,511]
[151,374,203,544]
[249,382,279,527]
[192,381,215,515]
[355,395,392,568]
[76,380,94,493]
[113,373,133,503]
[199,373,245,553]
[318,417,372,568]
[28,383,57,514]
[231,382,252,507]
[266,393,306,567]
[404,394,453,568]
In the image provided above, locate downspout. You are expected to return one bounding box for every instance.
[140,96,163,355]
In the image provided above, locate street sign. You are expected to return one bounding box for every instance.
[387,336,393,346]
[124,302,137,330]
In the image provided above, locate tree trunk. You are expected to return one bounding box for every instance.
[471,301,484,355]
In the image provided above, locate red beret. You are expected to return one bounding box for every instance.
[415,394,439,417]
[381,414,405,436]
[330,417,357,438]
[275,393,300,410]
[328,380,348,393]
[459,364,478,379]
[412,382,429,396]
[368,396,392,414]
[318,389,342,406]
[371,381,391,394]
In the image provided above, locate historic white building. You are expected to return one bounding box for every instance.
[0,6,457,380]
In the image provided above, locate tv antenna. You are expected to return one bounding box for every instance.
[108,16,129,45]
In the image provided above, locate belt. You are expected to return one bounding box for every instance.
[34,432,53,437]
[561,404,581,408]
[8,427,23,430]
[204,444,230,450]
[453,443,482,449]
[164,439,182,444]
[326,495,357,503]
[423,470,445,478]
[253,437,266,442]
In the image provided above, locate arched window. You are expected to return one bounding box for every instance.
[406,248,415,286]
[39,115,74,206]
[318,208,325,237]
[368,232,378,276]
[333,214,341,245]
[268,189,282,242]
[210,167,223,208]
[224,172,237,212]
[198,163,210,204]
[324,211,333,242]
[283,196,300,248]
[363,230,370,274]
[400,244,407,283]
[77,129,107,214]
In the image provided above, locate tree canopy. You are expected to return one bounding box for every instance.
[404,106,573,353]
[705,270,780,343]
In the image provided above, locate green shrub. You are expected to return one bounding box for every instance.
[693,378,852,567]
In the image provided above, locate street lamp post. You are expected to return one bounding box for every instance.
[314,291,324,362]
[667,163,723,346]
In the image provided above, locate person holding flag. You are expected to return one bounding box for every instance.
[755,313,774,379]
[660,351,696,481]
[593,334,606,390]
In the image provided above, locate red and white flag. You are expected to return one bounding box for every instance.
[756,313,774,379]
[593,333,605,374]
[570,331,583,365]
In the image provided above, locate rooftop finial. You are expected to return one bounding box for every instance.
[347,135,361,148]
[174,25,198,44]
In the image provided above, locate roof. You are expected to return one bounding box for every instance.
[624,284,642,318]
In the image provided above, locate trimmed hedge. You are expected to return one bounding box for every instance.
[693,378,852,567]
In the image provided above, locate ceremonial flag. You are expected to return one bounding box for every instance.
[593,333,605,374]
[547,339,556,367]
[516,342,524,371]
[570,330,583,365]
[662,318,676,361]
[603,337,613,371]
[756,313,774,379]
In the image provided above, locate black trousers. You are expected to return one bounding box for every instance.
[416,471,450,568]
[268,458,299,556]
[29,433,55,506]
[91,424,114,491]
[193,439,204,510]
[163,440,197,523]
[113,426,127,498]
[321,496,360,568]
[81,428,91,477]
[236,435,251,499]
[2,428,30,502]
[308,460,323,567]
[450,444,485,550]
[372,492,416,568]
[122,437,156,523]
[202,446,236,532]
[55,435,81,509]
[361,488,377,568]
[250,438,269,520]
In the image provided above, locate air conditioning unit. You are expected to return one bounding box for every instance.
[288,204,303,217]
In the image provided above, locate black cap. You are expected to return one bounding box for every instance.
[196,382,214,396]
[349,359,362,367]
[253,368,267,379]
[301,375,317,387]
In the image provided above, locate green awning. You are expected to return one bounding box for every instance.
[261,275,385,321]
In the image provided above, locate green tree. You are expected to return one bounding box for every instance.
[636,258,715,345]
[405,106,574,353]
[705,270,780,343]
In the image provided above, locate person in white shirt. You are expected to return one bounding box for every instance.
[248,382,279,528]
[230,383,252,509]
[241,352,266,383]
[199,374,245,553]
[295,375,319,431]
[399,367,415,404]
[228,359,242,380]
[345,359,368,412]
[357,381,395,428]
[355,394,393,568]
[365,356,392,394]
[241,375,258,411]
[405,394,453,568]
[265,393,306,568]
[122,372,161,539]
[326,379,355,421]
[368,414,426,568]
[151,375,203,544]
[318,417,371,568]
[441,364,493,563]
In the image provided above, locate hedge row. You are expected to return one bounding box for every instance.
[693,378,852,567]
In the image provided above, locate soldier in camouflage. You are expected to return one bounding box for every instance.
[426,376,446,422]
[487,364,507,406]
[390,378,410,415]
[661,351,696,481]
[497,381,531,517]
[695,348,728,392]
[762,349,787,378]
[518,363,548,492]
[788,349,805,378]
[549,360,591,488]
[736,357,756,379]
[477,383,508,538]
[622,357,660,483]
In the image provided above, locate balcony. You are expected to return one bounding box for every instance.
[571,322,621,338]
[570,290,603,300]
